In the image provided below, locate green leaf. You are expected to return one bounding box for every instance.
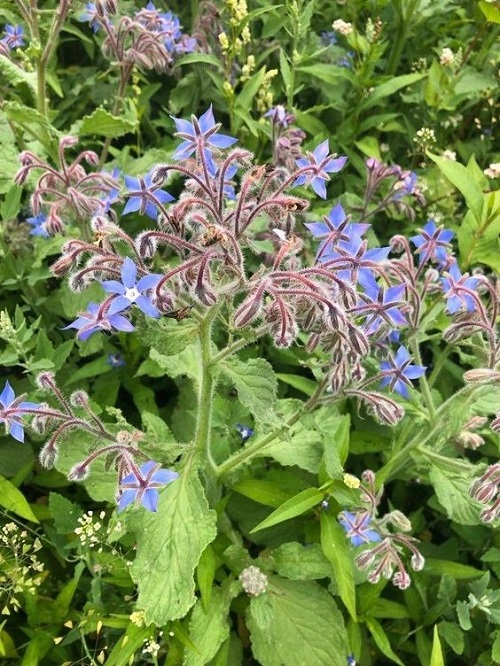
[105,624,151,666]
[276,373,316,396]
[236,67,267,112]
[185,581,239,666]
[323,413,350,478]
[48,493,80,534]
[0,185,22,221]
[130,467,217,624]
[0,475,39,523]
[262,399,322,472]
[295,64,353,86]
[321,513,357,620]
[220,358,277,424]
[0,54,37,96]
[360,73,426,111]
[279,49,292,98]
[270,542,333,580]
[424,559,483,579]
[247,577,348,666]
[438,621,464,656]
[250,487,323,533]
[232,479,292,508]
[175,52,224,70]
[137,316,199,357]
[148,344,201,383]
[479,0,500,22]
[492,631,500,663]
[430,626,445,666]
[77,106,138,138]
[456,601,472,631]
[429,465,483,525]
[365,618,404,666]
[427,152,484,222]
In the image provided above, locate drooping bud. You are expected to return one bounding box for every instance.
[393,570,411,589]
[68,463,89,481]
[39,443,58,469]
[36,371,56,391]
[70,390,90,408]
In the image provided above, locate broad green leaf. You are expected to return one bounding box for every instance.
[236,67,267,112]
[77,106,138,138]
[0,54,37,96]
[247,577,348,666]
[438,621,464,656]
[48,493,80,534]
[296,64,353,86]
[250,487,323,533]
[276,373,316,397]
[321,513,357,620]
[429,465,483,525]
[232,479,292,508]
[360,73,426,111]
[130,468,217,624]
[424,559,483,579]
[492,631,500,663]
[136,316,199,357]
[149,344,201,383]
[456,601,472,630]
[0,475,39,523]
[323,413,350,478]
[430,626,445,666]
[0,439,34,478]
[0,116,22,195]
[0,629,17,658]
[184,581,239,666]
[427,152,484,222]
[366,618,404,666]
[457,191,500,271]
[220,358,277,423]
[0,185,22,221]
[105,624,151,666]
[196,544,217,610]
[175,52,224,70]
[479,0,500,22]
[262,399,323,472]
[270,542,333,580]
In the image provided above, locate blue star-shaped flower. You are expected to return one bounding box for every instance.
[294,140,347,199]
[339,511,381,546]
[100,257,162,318]
[118,460,179,512]
[171,106,237,164]
[123,170,174,220]
[321,235,390,286]
[410,220,454,266]
[236,424,254,441]
[1,25,25,50]
[79,3,101,32]
[63,302,135,340]
[441,263,479,314]
[357,272,407,335]
[305,203,370,262]
[26,213,50,238]
[0,381,39,443]
[380,346,426,399]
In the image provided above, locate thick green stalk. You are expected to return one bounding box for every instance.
[216,376,328,478]
[193,308,219,473]
[411,338,436,419]
[386,0,420,75]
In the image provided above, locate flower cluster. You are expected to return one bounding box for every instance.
[15,136,121,235]
[80,1,196,74]
[470,463,500,523]
[339,471,424,590]
[0,522,44,615]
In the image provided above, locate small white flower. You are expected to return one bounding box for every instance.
[440,47,455,67]
[332,19,353,36]
[484,162,500,178]
[442,149,457,161]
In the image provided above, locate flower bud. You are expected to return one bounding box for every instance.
[491,414,500,434]
[234,288,265,328]
[70,390,90,408]
[410,552,425,572]
[463,368,500,385]
[136,232,158,260]
[393,570,411,589]
[386,510,412,532]
[68,463,89,481]
[36,371,56,391]
[39,443,58,469]
[239,566,268,597]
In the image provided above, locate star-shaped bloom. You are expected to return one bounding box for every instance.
[26,213,50,238]
[1,25,25,50]
[171,106,237,163]
[294,140,347,199]
[441,262,479,314]
[100,257,162,318]
[123,170,174,219]
[305,203,370,261]
[79,3,101,32]
[264,106,293,128]
[107,353,126,368]
[356,273,407,335]
[380,346,426,399]
[63,302,135,340]
[410,220,454,266]
[207,161,239,200]
[236,424,254,441]
[0,381,39,443]
[117,460,179,512]
[339,511,381,546]
[393,170,418,198]
[321,234,390,285]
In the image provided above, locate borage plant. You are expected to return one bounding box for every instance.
[4,105,499,665]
